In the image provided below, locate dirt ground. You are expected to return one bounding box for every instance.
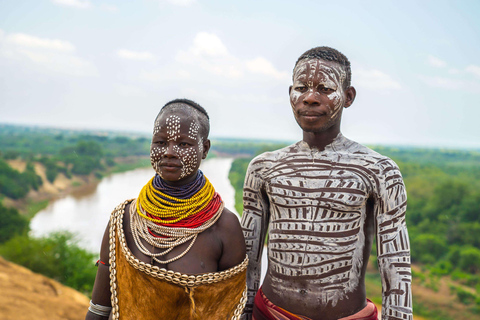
[0,257,90,320]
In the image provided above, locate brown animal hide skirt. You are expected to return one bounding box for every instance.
[108,200,248,320]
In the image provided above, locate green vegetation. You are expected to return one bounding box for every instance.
[0,231,97,295]
[0,124,150,159]
[0,201,29,244]
[0,158,42,199]
[25,199,50,219]
[0,124,151,202]
[228,158,251,214]
[211,138,290,157]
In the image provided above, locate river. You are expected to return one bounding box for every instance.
[30,157,238,253]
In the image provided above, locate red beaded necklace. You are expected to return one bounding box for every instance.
[146,192,222,238]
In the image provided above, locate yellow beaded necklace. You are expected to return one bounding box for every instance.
[137,176,215,224]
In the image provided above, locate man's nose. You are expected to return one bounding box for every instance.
[303,90,320,105]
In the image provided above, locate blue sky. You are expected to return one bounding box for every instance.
[0,0,479,148]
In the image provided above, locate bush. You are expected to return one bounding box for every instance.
[411,233,448,263]
[453,286,477,305]
[0,202,29,243]
[459,246,480,274]
[0,231,97,295]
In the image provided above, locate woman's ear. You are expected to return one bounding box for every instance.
[202,139,211,159]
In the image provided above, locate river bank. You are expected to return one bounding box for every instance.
[3,156,150,219]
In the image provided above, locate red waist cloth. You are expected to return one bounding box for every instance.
[252,287,378,320]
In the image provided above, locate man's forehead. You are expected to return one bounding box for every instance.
[293,58,345,82]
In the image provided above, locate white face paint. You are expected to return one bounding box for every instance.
[290,59,348,133]
[150,112,204,182]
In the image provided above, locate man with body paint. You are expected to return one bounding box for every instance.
[86,99,247,320]
[241,47,412,320]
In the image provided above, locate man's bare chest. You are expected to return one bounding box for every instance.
[264,163,373,218]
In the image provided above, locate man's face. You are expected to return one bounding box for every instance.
[150,108,206,183]
[290,59,348,133]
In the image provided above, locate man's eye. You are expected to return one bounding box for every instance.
[295,86,307,92]
[154,140,165,145]
[319,85,334,93]
[179,142,191,147]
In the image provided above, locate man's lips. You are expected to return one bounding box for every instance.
[298,111,326,120]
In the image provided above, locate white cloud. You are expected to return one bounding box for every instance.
[245,57,288,80]
[163,0,196,7]
[0,31,97,77]
[176,32,243,79]
[418,75,480,93]
[466,65,480,78]
[448,68,460,74]
[427,55,447,68]
[51,0,91,9]
[418,75,460,89]
[117,49,155,61]
[5,33,75,52]
[191,32,228,57]
[176,32,287,81]
[114,84,146,97]
[101,4,119,12]
[140,68,191,82]
[355,68,401,90]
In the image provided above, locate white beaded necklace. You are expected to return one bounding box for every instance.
[129,198,223,264]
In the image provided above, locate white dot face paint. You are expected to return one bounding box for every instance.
[150,111,204,182]
[290,59,347,133]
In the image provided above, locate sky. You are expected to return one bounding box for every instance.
[0,0,479,148]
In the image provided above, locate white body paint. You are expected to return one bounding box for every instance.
[241,134,412,320]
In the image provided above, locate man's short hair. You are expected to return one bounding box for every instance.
[293,46,352,88]
[157,98,210,138]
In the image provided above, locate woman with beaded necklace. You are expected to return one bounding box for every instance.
[85,99,247,320]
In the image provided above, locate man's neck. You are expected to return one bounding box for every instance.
[302,128,341,151]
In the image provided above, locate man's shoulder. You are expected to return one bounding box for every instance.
[339,135,398,169]
[250,142,300,166]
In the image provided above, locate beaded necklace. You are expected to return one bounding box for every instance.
[137,172,215,224]
[131,172,223,264]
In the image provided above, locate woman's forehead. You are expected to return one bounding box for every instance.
[153,110,200,137]
[155,109,197,126]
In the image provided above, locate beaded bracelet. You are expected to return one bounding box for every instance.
[88,300,112,317]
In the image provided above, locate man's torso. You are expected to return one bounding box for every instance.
[244,134,389,319]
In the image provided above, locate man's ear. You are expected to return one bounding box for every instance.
[202,139,211,159]
[344,86,356,109]
[289,85,293,96]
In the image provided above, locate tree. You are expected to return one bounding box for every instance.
[0,202,29,243]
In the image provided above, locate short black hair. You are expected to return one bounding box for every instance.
[293,46,351,88]
[156,98,210,138]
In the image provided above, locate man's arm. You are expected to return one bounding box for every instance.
[240,159,270,319]
[85,222,112,320]
[375,159,413,320]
